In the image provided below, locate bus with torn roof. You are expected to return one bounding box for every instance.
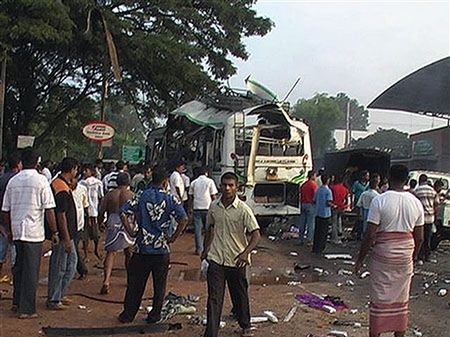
[146,90,313,224]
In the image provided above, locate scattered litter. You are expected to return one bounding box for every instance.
[287,281,302,286]
[190,316,225,328]
[413,328,423,337]
[341,260,355,266]
[333,319,364,327]
[296,294,347,312]
[349,309,358,314]
[337,269,353,276]
[283,305,297,322]
[294,264,311,272]
[423,283,430,289]
[289,251,298,257]
[444,279,450,284]
[438,289,447,297]
[322,305,336,314]
[187,294,200,302]
[336,283,343,287]
[268,236,276,241]
[263,310,278,323]
[267,267,273,272]
[77,305,87,310]
[429,259,437,264]
[160,293,198,321]
[43,250,52,257]
[345,280,355,286]
[324,254,352,260]
[328,330,348,337]
[250,316,269,323]
[360,271,370,279]
[415,269,437,277]
[313,268,324,274]
[281,227,300,240]
[251,250,258,255]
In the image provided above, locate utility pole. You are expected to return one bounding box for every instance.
[345,100,350,148]
[0,51,6,158]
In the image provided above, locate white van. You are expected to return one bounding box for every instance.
[407,170,450,192]
[407,170,450,249]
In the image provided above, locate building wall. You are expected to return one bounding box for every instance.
[410,126,450,172]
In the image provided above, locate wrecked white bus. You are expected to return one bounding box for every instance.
[146,93,313,224]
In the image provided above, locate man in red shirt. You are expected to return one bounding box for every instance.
[298,171,318,245]
[330,177,350,244]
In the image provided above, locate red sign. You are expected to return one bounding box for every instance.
[82,121,115,142]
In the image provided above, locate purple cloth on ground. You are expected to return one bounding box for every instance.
[295,293,347,311]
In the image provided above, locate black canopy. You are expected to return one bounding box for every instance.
[368,57,450,119]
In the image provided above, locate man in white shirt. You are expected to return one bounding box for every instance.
[355,165,424,337]
[356,176,380,235]
[41,160,53,182]
[188,167,218,255]
[169,161,186,203]
[71,178,89,279]
[1,148,58,318]
[80,164,104,260]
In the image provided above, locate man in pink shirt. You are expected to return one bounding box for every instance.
[298,170,318,245]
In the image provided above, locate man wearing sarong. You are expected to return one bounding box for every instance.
[98,173,134,295]
[355,165,424,337]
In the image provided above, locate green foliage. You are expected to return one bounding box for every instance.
[351,128,412,158]
[0,0,273,159]
[292,93,344,158]
[333,92,369,131]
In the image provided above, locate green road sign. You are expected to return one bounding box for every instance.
[122,145,145,163]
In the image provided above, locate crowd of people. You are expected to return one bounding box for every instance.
[298,166,445,337]
[0,146,446,337]
[0,150,259,337]
[298,168,443,264]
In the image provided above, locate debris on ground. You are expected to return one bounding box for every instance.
[294,264,311,272]
[328,330,348,337]
[160,293,198,321]
[359,271,370,279]
[295,294,348,313]
[324,254,352,260]
[283,305,297,322]
[263,310,278,323]
[281,226,300,240]
[337,269,353,276]
[250,316,269,323]
[332,319,366,327]
[289,251,299,257]
[437,289,447,297]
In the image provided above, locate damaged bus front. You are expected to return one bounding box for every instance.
[146,94,313,223]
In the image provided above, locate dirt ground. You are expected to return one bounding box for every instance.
[0,232,449,337]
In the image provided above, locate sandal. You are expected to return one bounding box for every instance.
[100,284,110,295]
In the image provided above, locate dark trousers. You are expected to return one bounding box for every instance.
[119,253,170,321]
[74,231,88,276]
[419,223,433,261]
[12,241,43,314]
[204,260,251,337]
[312,216,331,254]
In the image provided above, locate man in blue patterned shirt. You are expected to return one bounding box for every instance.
[117,167,188,324]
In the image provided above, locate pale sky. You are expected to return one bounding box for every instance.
[229,0,450,134]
